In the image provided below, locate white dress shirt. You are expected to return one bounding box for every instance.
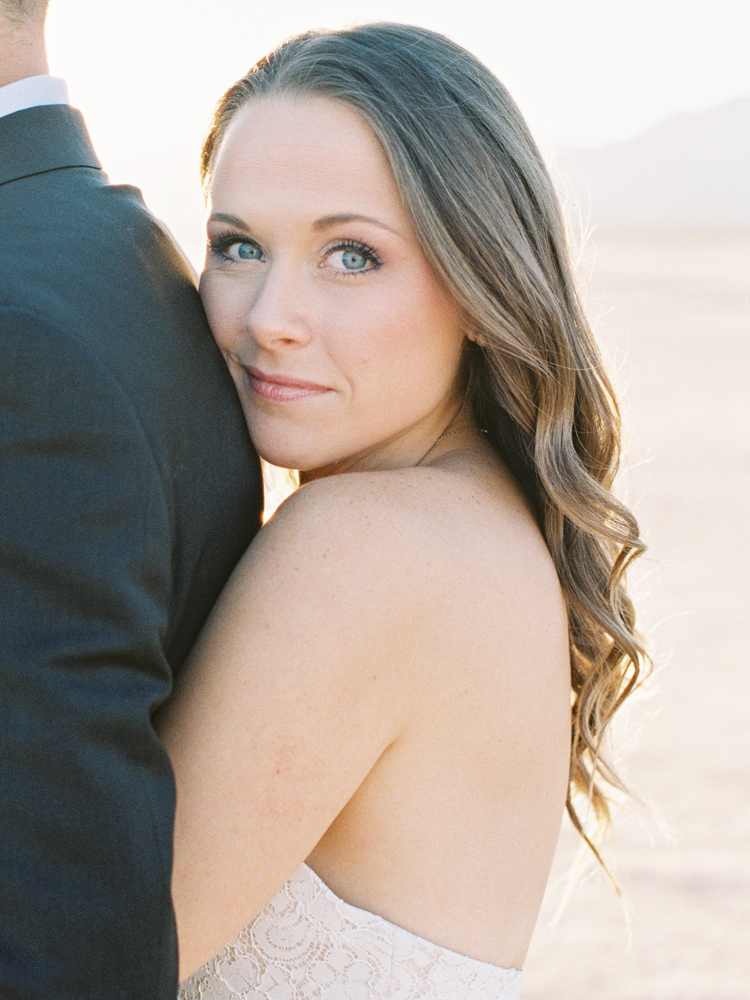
[0,74,69,119]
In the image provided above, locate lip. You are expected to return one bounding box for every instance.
[242,366,331,402]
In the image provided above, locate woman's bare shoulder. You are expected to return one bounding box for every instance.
[253,464,557,604]
[260,466,487,557]
[248,465,568,722]
[250,469,459,597]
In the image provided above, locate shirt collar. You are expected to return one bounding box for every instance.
[0,75,69,120]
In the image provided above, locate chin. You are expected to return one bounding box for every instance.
[253,440,316,474]
[250,424,349,476]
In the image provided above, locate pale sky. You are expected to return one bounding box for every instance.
[45,0,750,264]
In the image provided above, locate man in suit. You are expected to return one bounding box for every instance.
[0,3,264,997]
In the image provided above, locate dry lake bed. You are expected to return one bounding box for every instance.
[523,230,750,1000]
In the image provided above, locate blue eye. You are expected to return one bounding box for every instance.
[342,250,367,270]
[235,242,262,261]
[209,232,264,264]
[327,241,381,275]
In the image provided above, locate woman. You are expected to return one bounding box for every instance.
[158,23,648,999]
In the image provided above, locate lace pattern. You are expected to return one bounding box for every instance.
[178,864,525,999]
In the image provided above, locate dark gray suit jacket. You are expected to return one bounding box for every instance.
[0,104,263,999]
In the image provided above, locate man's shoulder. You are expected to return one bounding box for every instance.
[0,103,179,279]
[0,144,200,340]
[0,103,101,187]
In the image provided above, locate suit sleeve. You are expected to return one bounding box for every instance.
[0,309,180,1000]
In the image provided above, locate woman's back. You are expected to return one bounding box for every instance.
[304,448,571,970]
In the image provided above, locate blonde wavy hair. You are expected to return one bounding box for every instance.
[201,22,649,866]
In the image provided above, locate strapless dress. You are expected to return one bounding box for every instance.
[178,863,525,999]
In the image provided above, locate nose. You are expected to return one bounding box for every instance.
[243,262,312,352]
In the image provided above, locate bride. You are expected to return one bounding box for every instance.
[157,23,647,998]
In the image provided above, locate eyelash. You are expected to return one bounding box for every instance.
[326,239,382,274]
[207,231,383,273]
[208,230,261,262]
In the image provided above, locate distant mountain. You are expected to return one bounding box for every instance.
[551,96,750,230]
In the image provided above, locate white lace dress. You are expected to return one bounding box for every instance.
[178,863,525,1000]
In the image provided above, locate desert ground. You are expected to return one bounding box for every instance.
[522,230,750,999]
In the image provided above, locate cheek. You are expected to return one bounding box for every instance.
[416,284,465,376]
[337,301,464,413]
[199,274,240,354]
[368,280,463,374]
[340,280,464,388]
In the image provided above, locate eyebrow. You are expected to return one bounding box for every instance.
[208,212,249,229]
[312,213,402,237]
[208,211,403,238]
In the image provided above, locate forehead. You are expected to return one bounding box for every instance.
[209,95,404,219]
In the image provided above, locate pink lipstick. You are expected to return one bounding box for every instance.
[243,366,331,402]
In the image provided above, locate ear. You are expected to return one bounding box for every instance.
[465,329,489,348]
